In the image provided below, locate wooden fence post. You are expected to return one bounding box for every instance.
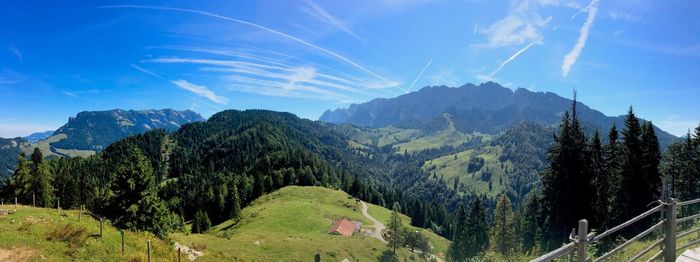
[178,247,181,262]
[576,219,588,262]
[120,230,125,254]
[147,239,151,262]
[14,197,17,208]
[99,218,104,238]
[32,194,35,207]
[57,199,60,213]
[78,205,82,222]
[663,198,677,262]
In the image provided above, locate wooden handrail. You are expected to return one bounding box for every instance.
[530,242,575,262]
[678,198,700,207]
[595,220,664,262]
[592,204,663,242]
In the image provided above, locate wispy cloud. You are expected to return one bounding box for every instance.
[171,80,228,104]
[405,59,433,93]
[562,0,600,77]
[300,0,363,41]
[9,46,22,63]
[486,42,536,79]
[474,1,553,48]
[427,68,461,87]
[660,115,700,137]
[0,77,21,85]
[130,64,162,78]
[99,5,395,86]
[61,89,101,98]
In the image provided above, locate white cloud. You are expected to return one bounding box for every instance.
[101,5,395,87]
[171,80,228,104]
[562,0,599,77]
[474,0,555,48]
[130,64,162,78]
[301,0,363,41]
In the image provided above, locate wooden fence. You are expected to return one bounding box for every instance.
[531,192,700,262]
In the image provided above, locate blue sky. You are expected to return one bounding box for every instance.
[0,0,698,137]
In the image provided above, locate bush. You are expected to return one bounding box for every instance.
[47,223,89,247]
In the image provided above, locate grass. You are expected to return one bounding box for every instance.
[20,134,95,158]
[365,203,451,259]
[173,186,445,261]
[423,145,511,197]
[0,204,175,261]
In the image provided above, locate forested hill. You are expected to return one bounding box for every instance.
[18,109,456,239]
[320,81,677,147]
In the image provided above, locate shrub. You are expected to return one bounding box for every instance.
[47,223,89,247]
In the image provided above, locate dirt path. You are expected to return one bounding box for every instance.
[0,246,36,262]
[360,201,387,243]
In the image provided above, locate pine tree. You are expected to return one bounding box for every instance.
[465,197,488,257]
[490,195,515,256]
[229,185,241,220]
[387,202,404,254]
[540,95,594,243]
[447,204,469,261]
[9,152,32,201]
[615,107,657,225]
[30,148,53,207]
[641,122,661,202]
[521,192,543,253]
[590,130,608,228]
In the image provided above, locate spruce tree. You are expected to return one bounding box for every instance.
[9,152,32,201]
[615,107,657,225]
[388,202,403,254]
[490,194,515,256]
[447,204,469,261]
[521,192,543,253]
[540,95,594,243]
[590,130,608,228]
[465,197,488,257]
[30,148,53,207]
[641,122,661,202]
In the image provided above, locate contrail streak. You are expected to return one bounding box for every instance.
[487,42,535,79]
[98,5,393,84]
[405,59,433,93]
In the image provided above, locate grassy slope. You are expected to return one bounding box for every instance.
[365,204,451,258]
[173,186,448,261]
[393,114,484,154]
[423,146,511,197]
[20,134,95,158]
[0,205,173,261]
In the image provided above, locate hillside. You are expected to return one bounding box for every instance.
[320,82,677,148]
[0,109,204,181]
[172,186,449,261]
[0,205,175,261]
[51,109,204,150]
[0,138,24,179]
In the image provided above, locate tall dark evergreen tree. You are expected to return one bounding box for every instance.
[590,130,608,227]
[614,107,660,225]
[540,95,594,243]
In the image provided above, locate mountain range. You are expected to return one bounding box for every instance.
[320,82,677,147]
[0,109,204,179]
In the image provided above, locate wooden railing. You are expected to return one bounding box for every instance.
[531,194,700,262]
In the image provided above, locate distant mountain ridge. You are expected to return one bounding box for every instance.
[24,130,54,143]
[320,82,677,147]
[51,109,204,150]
